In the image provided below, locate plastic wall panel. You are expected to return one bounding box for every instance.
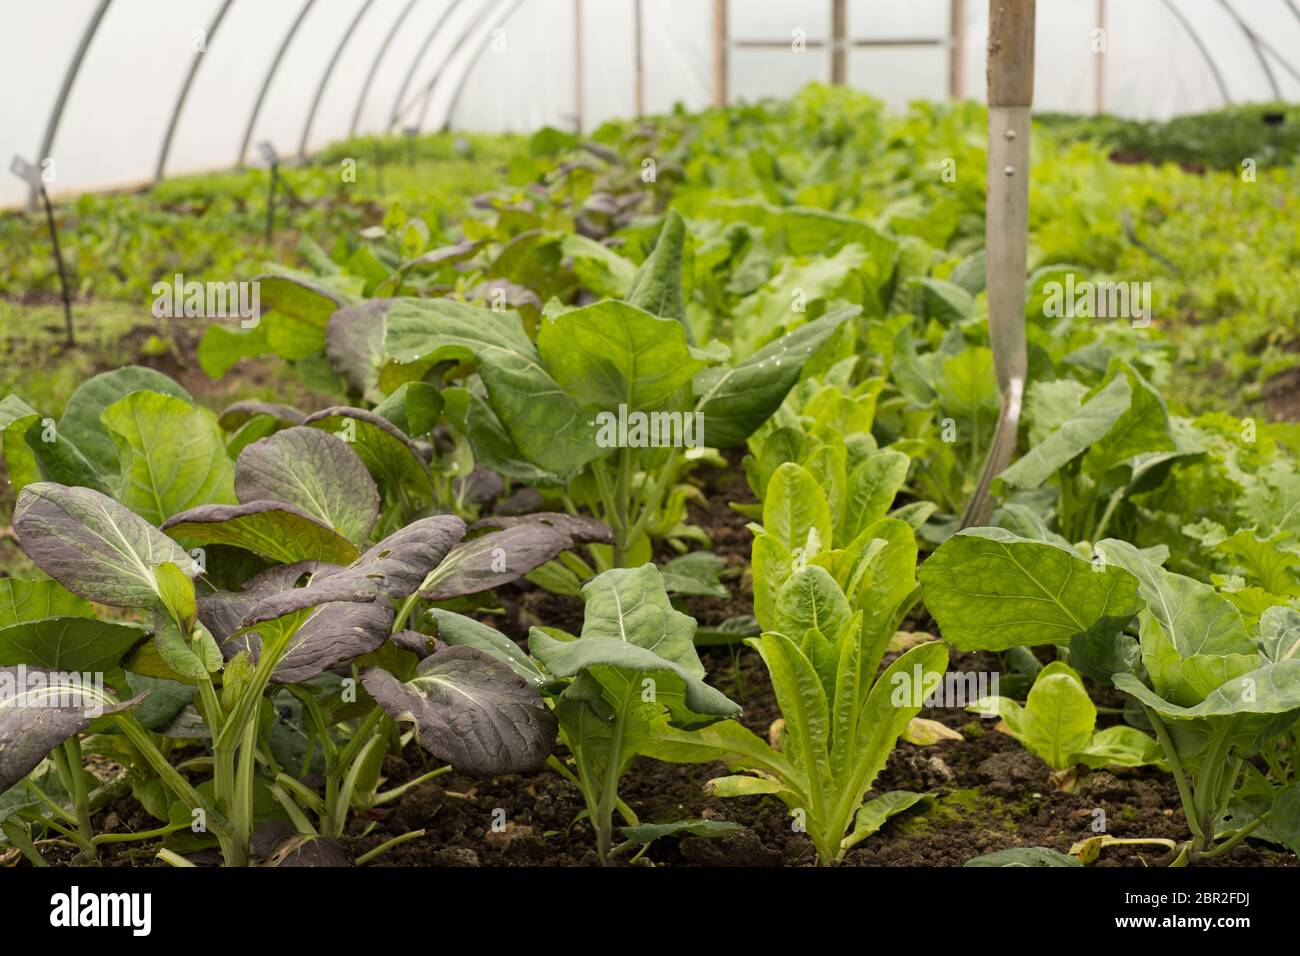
[166,0,304,179]
[2,0,1298,207]
[30,0,223,199]
[0,1,93,206]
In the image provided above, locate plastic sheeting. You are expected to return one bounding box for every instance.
[2,0,1297,207]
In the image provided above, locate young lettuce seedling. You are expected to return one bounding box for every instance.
[969,661,1161,776]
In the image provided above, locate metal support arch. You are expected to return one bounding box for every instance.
[299,0,378,159]
[31,0,113,210]
[350,0,420,137]
[1157,0,1232,106]
[437,0,528,132]
[1216,0,1281,100]
[237,0,317,167]
[388,0,468,132]
[155,0,236,184]
[410,0,513,132]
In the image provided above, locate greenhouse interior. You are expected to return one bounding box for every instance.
[2,0,1300,899]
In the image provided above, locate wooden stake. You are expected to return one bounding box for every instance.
[831,0,848,85]
[574,0,584,133]
[634,0,645,115]
[949,0,965,99]
[1094,0,1106,114]
[962,0,1035,529]
[712,0,727,107]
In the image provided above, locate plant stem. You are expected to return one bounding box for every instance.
[1142,706,1204,843]
[594,696,631,864]
[93,821,189,845]
[1092,486,1126,543]
[51,739,97,860]
[156,847,196,868]
[356,829,426,865]
[373,766,452,806]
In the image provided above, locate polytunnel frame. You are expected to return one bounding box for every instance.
[403,0,514,132]
[25,0,1300,209]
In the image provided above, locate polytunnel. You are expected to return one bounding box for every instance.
[3,0,1299,206]
[1,0,1300,890]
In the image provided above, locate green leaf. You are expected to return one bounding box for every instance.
[59,367,192,483]
[1257,606,1300,663]
[773,567,851,646]
[843,790,932,850]
[373,381,444,439]
[198,323,270,378]
[13,483,196,609]
[625,209,688,331]
[235,426,379,544]
[1083,360,1176,479]
[1095,539,1253,658]
[755,631,831,797]
[102,391,236,524]
[694,310,854,448]
[1114,660,1300,723]
[153,561,197,631]
[530,566,740,723]
[659,551,729,599]
[537,300,709,412]
[562,235,636,298]
[428,609,547,688]
[303,406,431,493]
[385,299,596,474]
[919,528,1142,651]
[0,579,91,627]
[999,373,1129,488]
[965,847,1083,867]
[0,617,147,673]
[841,449,910,545]
[1013,662,1097,770]
[618,819,744,843]
[763,462,832,554]
[161,501,360,565]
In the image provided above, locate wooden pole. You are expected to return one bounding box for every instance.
[962,0,1035,529]
[574,0,584,133]
[949,0,965,99]
[712,0,727,107]
[831,0,848,85]
[634,0,645,115]
[1094,0,1106,114]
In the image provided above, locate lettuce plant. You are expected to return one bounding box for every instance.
[969,661,1160,774]
[643,460,945,865]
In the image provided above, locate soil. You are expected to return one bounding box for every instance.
[14,449,1292,870]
